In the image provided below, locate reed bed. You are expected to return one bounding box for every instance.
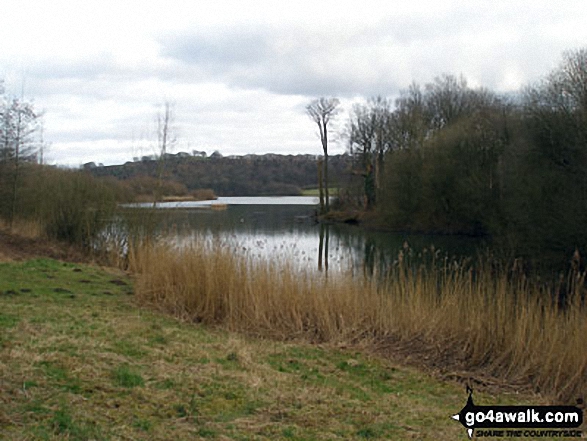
[128,239,587,404]
[0,218,44,239]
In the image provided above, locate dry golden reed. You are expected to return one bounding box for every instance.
[129,239,587,403]
[0,218,44,239]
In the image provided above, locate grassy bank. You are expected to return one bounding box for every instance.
[129,240,587,405]
[301,188,338,197]
[132,189,218,204]
[0,257,540,440]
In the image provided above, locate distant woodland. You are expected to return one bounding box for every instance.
[86,154,351,197]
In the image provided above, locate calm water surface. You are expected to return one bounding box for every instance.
[129,196,484,273]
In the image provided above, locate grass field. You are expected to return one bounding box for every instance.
[0,258,552,440]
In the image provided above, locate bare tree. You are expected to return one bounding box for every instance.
[153,102,176,207]
[0,81,40,226]
[306,97,340,213]
[38,119,49,165]
[389,83,428,151]
[552,48,587,115]
[346,96,391,208]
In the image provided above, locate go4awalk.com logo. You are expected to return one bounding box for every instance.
[451,388,584,439]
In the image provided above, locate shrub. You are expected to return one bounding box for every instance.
[1,164,125,249]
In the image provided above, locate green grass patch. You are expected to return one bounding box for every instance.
[50,403,106,440]
[112,364,145,388]
[0,312,20,328]
[301,187,338,196]
[0,258,561,440]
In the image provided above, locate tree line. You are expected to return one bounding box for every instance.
[2,47,586,262]
[322,48,587,261]
[89,154,351,197]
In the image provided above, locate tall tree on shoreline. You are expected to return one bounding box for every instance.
[153,102,176,207]
[0,81,40,227]
[346,96,392,208]
[306,97,340,214]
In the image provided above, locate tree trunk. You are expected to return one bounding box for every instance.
[318,223,324,271]
[153,103,171,209]
[317,158,325,214]
[9,110,22,229]
[324,153,330,213]
[322,121,330,213]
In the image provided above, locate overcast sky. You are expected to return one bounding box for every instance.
[1,0,586,166]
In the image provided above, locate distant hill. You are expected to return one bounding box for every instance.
[86,153,352,196]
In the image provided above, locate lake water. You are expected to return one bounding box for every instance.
[136,196,322,208]
[126,196,484,274]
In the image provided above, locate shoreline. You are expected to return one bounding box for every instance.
[319,209,489,239]
[1,227,583,406]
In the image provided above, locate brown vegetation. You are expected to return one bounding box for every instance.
[128,239,587,404]
[0,221,87,263]
[189,188,217,201]
[119,175,216,202]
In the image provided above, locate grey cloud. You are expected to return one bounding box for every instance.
[21,56,119,94]
[7,1,586,167]
[159,26,403,97]
[158,4,586,100]
[163,27,273,67]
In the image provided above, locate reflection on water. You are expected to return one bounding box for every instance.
[318,223,328,272]
[124,197,483,274]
